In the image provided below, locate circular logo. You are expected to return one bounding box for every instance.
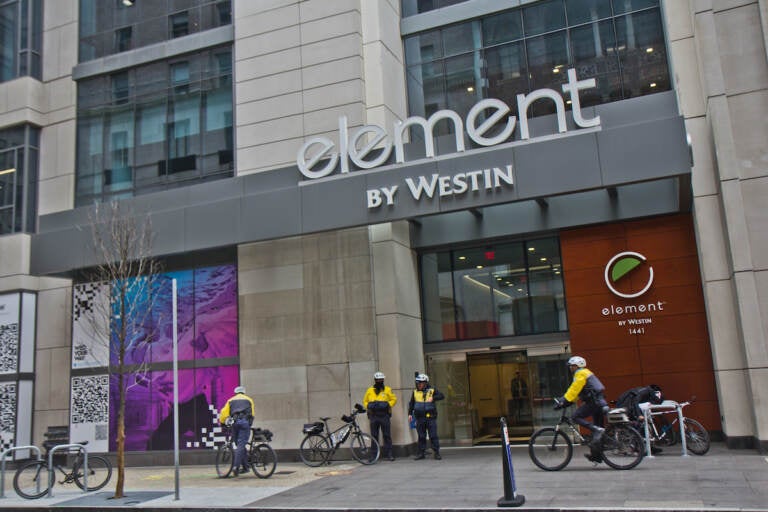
[604,251,654,298]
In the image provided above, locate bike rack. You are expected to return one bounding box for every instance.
[642,400,689,458]
[46,444,88,498]
[0,445,43,499]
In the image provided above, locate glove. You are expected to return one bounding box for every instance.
[553,397,569,410]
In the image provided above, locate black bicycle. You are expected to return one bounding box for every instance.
[299,403,380,466]
[528,405,645,470]
[13,440,112,499]
[645,399,710,455]
[215,424,277,478]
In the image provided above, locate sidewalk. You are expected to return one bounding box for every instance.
[1,442,767,510]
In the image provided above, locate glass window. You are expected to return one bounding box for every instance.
[169,11,189,38]
[482,11,522,46]
[420,237,567,342]
[79,1,232,62]
[523,0,566,37]
[0,125,39,235]
[403,1,670,130]
[565,0,612,25]
[0,0,42,83]
[114,26,132,52]
[612,0,659,15]
[76,46,234,205]
[442,22,477,57]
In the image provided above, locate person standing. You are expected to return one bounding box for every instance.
[509,371,528,424]
[219,385,255,476]
[408,373,445,460]
[363,371,398,461]
[554,356,608,463]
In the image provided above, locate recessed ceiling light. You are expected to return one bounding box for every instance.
[528,247,535,252]
[467,86,474,92]
[458,256,466,260]
[650,82,657,88]
[646,47,653,53]
[476,265,484,269]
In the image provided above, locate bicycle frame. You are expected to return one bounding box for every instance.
[551,410,589,445]
[641,400,690,457]
[316,417,361,461]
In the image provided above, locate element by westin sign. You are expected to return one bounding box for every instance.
[296,69,601,180]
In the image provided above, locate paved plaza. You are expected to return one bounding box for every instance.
[1,442,766,511]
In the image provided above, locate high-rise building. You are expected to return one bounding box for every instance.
[0,0,766,459]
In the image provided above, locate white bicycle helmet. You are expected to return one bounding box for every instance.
[415,373,429,383]
[374,371,385,380]
[234,385,246,394]
[567,356,587,368]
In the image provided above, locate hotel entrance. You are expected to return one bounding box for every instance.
[427,347,571,445]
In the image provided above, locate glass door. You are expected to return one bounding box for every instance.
[466,351,532,444]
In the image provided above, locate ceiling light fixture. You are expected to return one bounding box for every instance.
[122,0,135,6]
[0,168,16,176]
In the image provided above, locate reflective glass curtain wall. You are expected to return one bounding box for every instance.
[79,0,232,61]
[0,0,42,83]
[404,0,669,134]
[75,46,233,206]
[0,125,39,235]
[421,237,566,342]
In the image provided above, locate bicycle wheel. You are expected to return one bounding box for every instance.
[601,425,644,470]
[653,415,677,446]
[74,455,112,491]
[350,432,380,465]
[215,444,234,477]
[250,443,277,478]
[528,427,573,471]
[13,460,51,499]
[682,418,710,455]
[299,434,331,467]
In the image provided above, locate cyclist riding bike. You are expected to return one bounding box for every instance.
[553,356,609,463]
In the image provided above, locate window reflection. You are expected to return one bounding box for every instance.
[421,237,567,342]
[404,0,669,130]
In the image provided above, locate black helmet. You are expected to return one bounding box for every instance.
[648,384,663,404]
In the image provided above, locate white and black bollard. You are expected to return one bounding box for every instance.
[498,417,525,507]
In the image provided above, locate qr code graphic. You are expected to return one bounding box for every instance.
[0,382,17,448]
[73,282,102,321]
[189,404,227,449]
[0,323,19,373]
[71,375,109,424]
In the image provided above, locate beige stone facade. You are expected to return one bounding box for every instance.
[0,0,766,454]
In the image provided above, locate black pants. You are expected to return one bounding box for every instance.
[369,414,392,457]
[572,400,607,431]
[415,416,439,454]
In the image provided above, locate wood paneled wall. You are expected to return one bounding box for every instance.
[560,214,721,431]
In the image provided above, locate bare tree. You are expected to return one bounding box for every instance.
[83,200,163,499]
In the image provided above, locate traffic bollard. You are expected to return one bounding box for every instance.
[498,417,525,507]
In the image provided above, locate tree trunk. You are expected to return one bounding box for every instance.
[115,371,126,498]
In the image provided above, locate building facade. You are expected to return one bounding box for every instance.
[0,0,766,459]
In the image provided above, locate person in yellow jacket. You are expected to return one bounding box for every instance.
[363,371,397,461]
[407,373,445,460]
[553,356,608,463]
[219,385,255,476]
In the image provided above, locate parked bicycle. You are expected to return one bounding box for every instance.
[528,404,645,470]
[215,422,277,478]
[645,399,710,455]
[299,403,380,466]
[13,440,112,499]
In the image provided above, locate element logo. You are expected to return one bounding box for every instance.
[604,251,654,298]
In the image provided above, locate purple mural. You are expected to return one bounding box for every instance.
[120,265,238,366]
[111,365,239,451]
[105,264,239,451]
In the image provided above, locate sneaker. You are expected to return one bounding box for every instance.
[651,446,663,455]
[414,453,426,460]
[387,456,396,461]
[433,452,442,460]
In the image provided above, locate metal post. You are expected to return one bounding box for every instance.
[497,417,525,507]
[172,278,180,500]
[677,403,689,457]
[1,446,42,498]
[643,408,654,458]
